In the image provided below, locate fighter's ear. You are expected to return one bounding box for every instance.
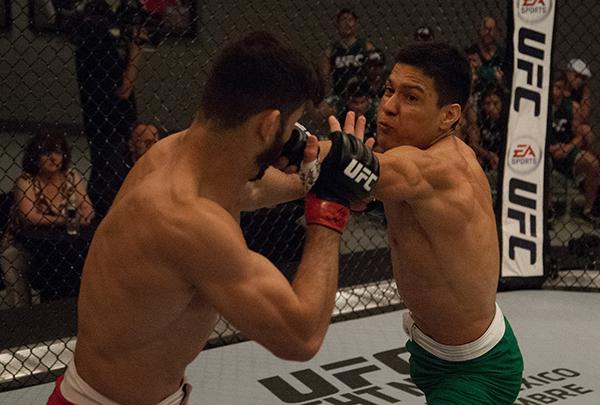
[254,109,281,143]
[439,103,462,132]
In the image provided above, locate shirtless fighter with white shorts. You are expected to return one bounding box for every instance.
[46,31,379,405]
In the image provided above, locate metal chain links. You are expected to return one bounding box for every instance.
[0,0,598,391]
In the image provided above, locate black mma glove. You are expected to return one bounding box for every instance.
[311,131,379,207]
[281,122,310,168]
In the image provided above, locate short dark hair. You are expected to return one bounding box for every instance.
[198,31,323,129]
[336,8,357,21]
[22,130,72,176]
[395,42,472,110]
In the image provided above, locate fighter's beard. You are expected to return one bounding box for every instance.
[250,125,286,182]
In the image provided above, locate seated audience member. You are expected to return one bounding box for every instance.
[414,25,434,42]
[564,59,595,154]
[0,131,95,308]
[474,16,506,90]
[464,44,485,107]
[364,48,387,99]
[565,58,592,122]
[458,45,484,148]
[473,86,507,173]
[129,123,160,163]
[319,76,378,139]
[550,74,600,224]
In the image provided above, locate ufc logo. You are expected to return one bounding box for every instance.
[553,118,568,134]
[334,54,365,68]
[344,159,378,191]
[523,0,545,5]
[513,144,536,158]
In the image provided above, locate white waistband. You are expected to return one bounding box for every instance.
[402,303,505,362]
[61,361,191,405]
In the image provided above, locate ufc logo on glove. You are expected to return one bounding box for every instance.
[344,159,378,192]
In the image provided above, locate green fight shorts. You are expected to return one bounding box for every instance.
[406,318,523,404]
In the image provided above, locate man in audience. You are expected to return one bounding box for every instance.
[474,16,506,90]
[550,74,600,224]
[564,59,596,155]
[565,58,593,123]
[129,123,160,163]
[474,86,506,174]
[72,0,146,219]
[319,76,378,140]
[364,48,387,99]
[319,8,375,97]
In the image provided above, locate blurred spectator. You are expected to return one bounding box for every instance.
[564,59,592,122]
[473,86,507,174]
[458,45,484,149]
[319,8,375,97]
[414,25,434,42]
[0,131,94,308]
[319,76,378,139]
[129,123,160,163]
[549,74,600,224]
[564,59,595,155]
[474,16,506,90]
[364,48,387,99]
[464,44,485,106]
[71,0,146,219]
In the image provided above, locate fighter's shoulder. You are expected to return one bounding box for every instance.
[420,139,476,193]
[434,137,474,170]
[150,197,246,258]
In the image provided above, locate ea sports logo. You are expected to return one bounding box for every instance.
[508,137,542,173]
[516,0,553,22]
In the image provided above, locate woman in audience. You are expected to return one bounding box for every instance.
[0,131,94,308]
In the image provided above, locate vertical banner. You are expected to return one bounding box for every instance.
[500,0,555,285]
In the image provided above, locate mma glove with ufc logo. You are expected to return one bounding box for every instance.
[305,131,380,233]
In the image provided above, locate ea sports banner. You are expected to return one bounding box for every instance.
[500,0,556,287]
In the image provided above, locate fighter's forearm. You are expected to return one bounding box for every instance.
[240,168,305,211]
[290,224,341,352]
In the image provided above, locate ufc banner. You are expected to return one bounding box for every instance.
[500,0,556,287]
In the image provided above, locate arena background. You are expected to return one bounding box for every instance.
[0,0,599,392]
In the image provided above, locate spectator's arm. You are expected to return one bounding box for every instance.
[579,86,592,121]
[568,101,584,149]
[319,48,332,95]
[116,33,143,100]
[572,101,584,131]
[72,171,95,225]
[14,177,64,225]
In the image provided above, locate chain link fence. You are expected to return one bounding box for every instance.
[0,0,598,392]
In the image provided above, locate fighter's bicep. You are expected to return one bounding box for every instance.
[179,218,301,341]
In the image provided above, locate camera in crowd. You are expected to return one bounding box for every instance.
[61,0,164,48]
[115,0,163,48]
